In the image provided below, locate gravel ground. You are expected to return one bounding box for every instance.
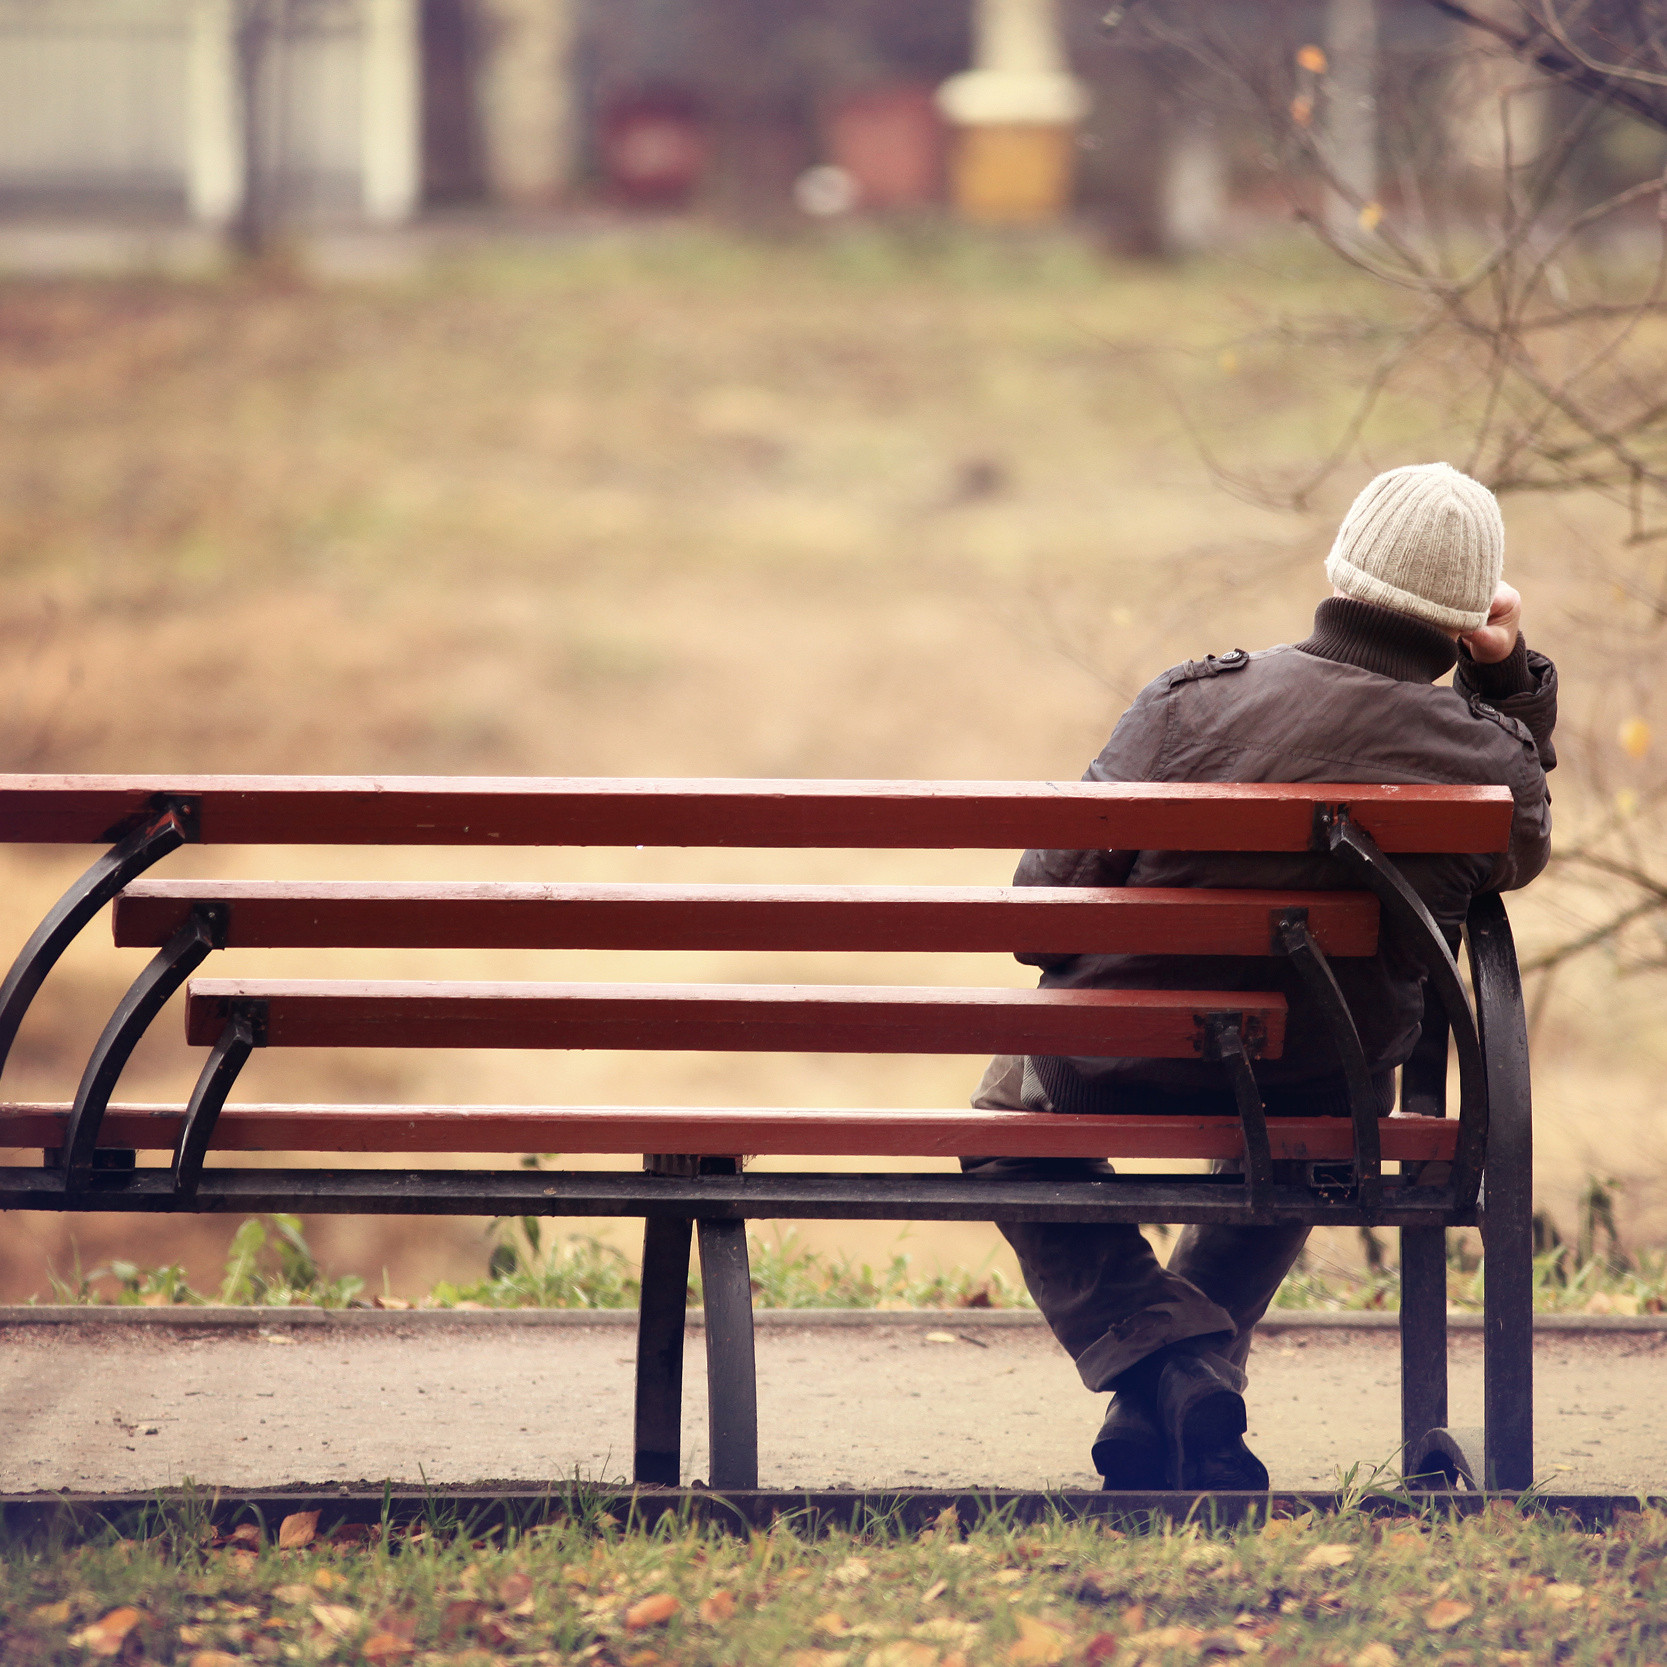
[1,1313,1663,1496]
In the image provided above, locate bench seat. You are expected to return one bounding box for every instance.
[0,1103,1460,1162]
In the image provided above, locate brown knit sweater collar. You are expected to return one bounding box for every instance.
[1293,597,1458,684]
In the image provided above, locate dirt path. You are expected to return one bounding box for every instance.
[0,1313,1660,1496]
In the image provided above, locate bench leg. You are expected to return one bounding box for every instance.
[697,1218,759,1491]
[1483,1119,1535,1490]
[633,1216,693,1486]
[1399,1225,1448,1472]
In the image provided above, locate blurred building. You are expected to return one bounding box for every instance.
[0,0,1548,251]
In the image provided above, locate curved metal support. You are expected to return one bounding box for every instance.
[1274,910,1382,1216]
[1407,1424,1483,1491]
[172,1006,260,1201]
[1204,1015,1272,1209]
[1324,811,1488,1208]
[0,800,196,1085]
[1466,892,1534,1492]
[59,905,226,1188]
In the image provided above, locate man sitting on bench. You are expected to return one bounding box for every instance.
[967,462,1558,1490]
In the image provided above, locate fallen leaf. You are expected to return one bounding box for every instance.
[932,1504,961,1539]
[330,1522,378,1545]
[477,1617,516,1647]
[1084,1636,1120,1664]
[1423,1600,1473,1631]
[1005,1614,1071,1664]
[499,1571,533,1608]
[869,1644,938,1667]
[313,1567,345,1591]
[360,1633,415,1663]
[700,1590,736,1624]
[942,1654,969,1667]
[787,1653,849,1667]
[994,1569,1027,1585]
[1545,1582,1586,1607]
[562,1562,592,1587]
[440,1599,484,1642]
[29,1599,71,1625]
[1129,1628,1205,1652]
[311,1603,362,1638]
[189,1654,243,1667]
[74,1608,147,1658]
[624,1593,679,1631]
[273,1585,314,1605]
[921,1579,947,1604]
[624,1652,662,1667]
[1303,1545,1356,1569]
[278,1510,319,1550]
[924,1330,958,1343]
[1353,1645,1397,1667]
[377,1613,418,1643]
[229,1523,262,1549]
[1121,1605,1146,1631]
[816,1611,851,1636]
[373,1295,411,1309]
[834,1558,872,1586]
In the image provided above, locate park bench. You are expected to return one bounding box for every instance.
[0,775,1532,1492]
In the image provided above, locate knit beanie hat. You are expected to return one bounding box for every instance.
[1324,462,1504,631]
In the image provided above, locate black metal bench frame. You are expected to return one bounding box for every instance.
[0,782,1533,1493]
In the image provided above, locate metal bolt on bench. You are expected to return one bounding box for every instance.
[0,775,1531,1491]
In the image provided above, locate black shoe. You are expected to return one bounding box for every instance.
[1155,1352,1270,1491]
[1091,1393,1168,1490]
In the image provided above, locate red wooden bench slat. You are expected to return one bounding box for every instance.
[0,1104,1459,1162]
[0,775,1513,852]
[185,978,1288,1058]
[116,881,1380,957]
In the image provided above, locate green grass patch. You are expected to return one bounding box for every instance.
[3,1494,1665,1665]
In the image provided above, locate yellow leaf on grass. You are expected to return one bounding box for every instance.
[278,1510,319,1549]
[817,1612,852,1636]
[274,1585,313,1605]
[868,1645,938,1667]
[1545,1582,1587,1606]
[1303,1544,1356,1568]
[189,1653,244,1667]
[311,1603,361,1638]
[921,1580,947,1604]
[1129,1627,1205,1652]
[835,1558,872,1586]
[313,1567,344,1591]
[73,1608,147,1658]
[1296,43,1328,72]
[1005,1614,1071,1664]
[361,1632,416,1663]
[788,1652,849,1667]
[624,1593,680,1630]
[1423,1599,1473,1631]
[1353,1645,1398,1667]
[700,1589,737,1624]
[29,1599,71,1625]
[1621,718,1652,759]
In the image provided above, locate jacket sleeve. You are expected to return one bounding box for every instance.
[1011,674,1173,962]
[1454,644,1557,892]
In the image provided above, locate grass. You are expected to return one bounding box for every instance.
[3,1493,1666,1665]
[33,1212,1667,1316]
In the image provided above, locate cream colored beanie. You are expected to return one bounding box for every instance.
[1324,462,1504,631]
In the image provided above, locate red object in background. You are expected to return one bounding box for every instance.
[826,83,945,209]
[601,88,711,207]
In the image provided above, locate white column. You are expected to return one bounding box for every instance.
[361,0,420,222]
[187,0,243,224]
[1323,0,1377,241]
[475,0,577,206]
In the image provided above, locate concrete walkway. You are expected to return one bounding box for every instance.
[0,1310,1662,1496]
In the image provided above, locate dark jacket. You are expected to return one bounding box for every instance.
[1018,597,1557,1111]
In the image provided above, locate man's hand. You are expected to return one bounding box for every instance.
[1459,581,1522,664]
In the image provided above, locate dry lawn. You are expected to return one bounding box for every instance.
[0,225,1659,1301]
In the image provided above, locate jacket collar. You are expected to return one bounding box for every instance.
[1293,598,1458,684]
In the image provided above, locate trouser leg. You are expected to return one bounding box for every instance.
[962,1056,1236,1393]
[1165,1165,1311,1376]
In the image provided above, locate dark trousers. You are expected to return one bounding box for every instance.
[963,1055,1311,1393]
